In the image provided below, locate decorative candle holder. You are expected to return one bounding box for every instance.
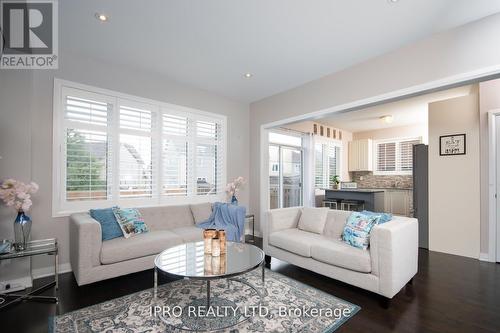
[203,229,217,254]
[218,230,226,254]
[204,254,212,275]
[212,237,221,257]
[211,255,221,274]
[219,254,226,274]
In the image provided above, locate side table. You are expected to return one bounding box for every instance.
[245,214,255,243]
[0,238,58,310]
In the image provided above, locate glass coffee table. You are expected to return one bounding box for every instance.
[154,241,265,331]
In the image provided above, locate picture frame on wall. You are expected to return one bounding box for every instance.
[439,134,466,156]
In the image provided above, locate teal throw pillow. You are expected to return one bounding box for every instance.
[112,207,149,238]
[89,207,123,241]
[360,210,393,224]
[342,212,380,250]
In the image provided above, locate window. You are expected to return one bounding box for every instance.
[53,80,226,215]
[315,142,341,188]
[374,138,421,175]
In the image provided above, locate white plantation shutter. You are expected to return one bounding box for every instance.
[314,144,324,188]
[375,138,421,174]
[62,92,113,203]
[162,114,188,196]
[195,120,223,195]
[377,142,396,172]
[118,103,155,199]
[314,142,341,189]
[328,145,340,187]
[399,139,420,171]
[54,81,227,214]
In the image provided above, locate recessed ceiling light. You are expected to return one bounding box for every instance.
[95,13,109,22]
[380,115,394,124]
[244,73,253,78]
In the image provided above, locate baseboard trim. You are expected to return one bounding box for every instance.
[33,262,72,280]
[479,252,495,262]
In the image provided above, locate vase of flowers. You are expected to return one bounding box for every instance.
[225,176,246,206]
[0,179,39,251]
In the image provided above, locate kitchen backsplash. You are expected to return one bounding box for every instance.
[350,171,413,189]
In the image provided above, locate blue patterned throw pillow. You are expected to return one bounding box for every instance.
[342,212,380,250]
[112,207,149,238]
[360,210,393,224]
[89,207,123,241]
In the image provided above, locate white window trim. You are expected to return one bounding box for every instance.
[373,136,421,176]
[52,78,227,217]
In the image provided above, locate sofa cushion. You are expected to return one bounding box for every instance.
[311,239,372,273]
[139,205,195,231]
[190,203,213,223]
[171,226,204,242]
[323,209,352,239]
[269,228,326,257]
[100,231,183,264]
[298,207,329,234]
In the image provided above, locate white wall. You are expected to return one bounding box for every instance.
[0,49,250,276]
[249,13,500,255]
[0,71,34,284]
[428,92,480,259]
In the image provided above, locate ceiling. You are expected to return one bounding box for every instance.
[60,1,500,103]
[316,85,474,132]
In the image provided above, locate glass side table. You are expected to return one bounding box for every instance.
[0,238,58,310]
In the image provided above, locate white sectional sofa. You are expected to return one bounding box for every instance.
[69,203,212,285]
[264,207,418,300]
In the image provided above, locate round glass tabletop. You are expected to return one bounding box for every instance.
[154,241,264,280]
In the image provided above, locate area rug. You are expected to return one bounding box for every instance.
[50,269,360,332]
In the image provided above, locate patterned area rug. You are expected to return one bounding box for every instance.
[51,269,360,332]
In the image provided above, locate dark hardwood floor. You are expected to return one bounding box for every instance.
[1,236,499,333]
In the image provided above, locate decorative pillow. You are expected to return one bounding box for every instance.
[112,207,149,238]
[360,210,393,224]
[298,207,329,234]
[341,212,380,250]
[89,207,123,241]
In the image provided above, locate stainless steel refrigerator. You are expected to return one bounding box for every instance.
[413,144,429,249]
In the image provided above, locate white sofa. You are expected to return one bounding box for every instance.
[69,203,213,286]
[264,207,418,300]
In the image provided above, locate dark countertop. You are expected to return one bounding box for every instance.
[324,189,385,193]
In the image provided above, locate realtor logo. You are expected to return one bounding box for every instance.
[0,0,58,69]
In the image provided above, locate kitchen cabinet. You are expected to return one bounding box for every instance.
[348,139,373,171]
[384,189,413,217]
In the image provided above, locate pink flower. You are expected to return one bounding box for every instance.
[0,179,38,212]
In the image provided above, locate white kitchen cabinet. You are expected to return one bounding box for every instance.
[348,139,373,171]
[384,189,413,217]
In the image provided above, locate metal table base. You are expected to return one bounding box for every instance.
[154,261,265,332]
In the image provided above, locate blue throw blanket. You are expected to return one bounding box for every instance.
[196,202,246,242]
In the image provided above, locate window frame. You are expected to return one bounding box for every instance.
[53,79,227,217]
[373,137,421,176]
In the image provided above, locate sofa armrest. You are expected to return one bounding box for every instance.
[69,213,102,285]
[370,217,418,298]
[263,207,302,250]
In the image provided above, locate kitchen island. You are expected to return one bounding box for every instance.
[324,189,385,211]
